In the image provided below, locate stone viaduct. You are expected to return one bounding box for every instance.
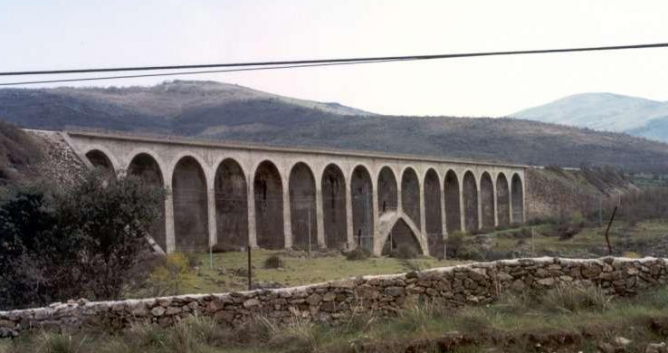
[63,130,526,257]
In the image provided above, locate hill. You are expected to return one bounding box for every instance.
[513,92,668,144]
[3,81,668,172]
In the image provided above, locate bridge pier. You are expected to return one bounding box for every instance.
[67,130,526,257]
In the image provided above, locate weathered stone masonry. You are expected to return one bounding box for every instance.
[1,257,666,338]
[61,129,527,257]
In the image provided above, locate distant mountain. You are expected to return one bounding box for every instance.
[3,81,668,173]
[512,93,668,143]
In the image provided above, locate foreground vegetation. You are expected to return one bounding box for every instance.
[6,285,668,352]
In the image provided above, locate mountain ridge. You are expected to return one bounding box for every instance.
[3,80,668,173]
[512,92,668,143]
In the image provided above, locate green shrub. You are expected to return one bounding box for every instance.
[446,231,466,258]
[345,247,371,261]
[0,171,164,309]
[391,243,419,259]
[263,255,285,269]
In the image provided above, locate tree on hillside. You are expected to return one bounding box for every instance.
[0,171,165,309]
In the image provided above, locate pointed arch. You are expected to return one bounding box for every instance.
[254,161,284,249]
[172,155,209,252]
[381,218,423,256]
[401,167,420,227]
[351,165,374,251]
[480,172,495,229]
[444,170,461,234]
[322,163,347,249]
[289,162,317,250]
[214,158,248,249]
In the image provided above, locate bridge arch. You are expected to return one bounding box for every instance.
[480,171,495,230]
[128,152,166,251]
[172,155,210,252]
[84,146,118,177]
[511,173,525,224]
[379,212,425,256]
[322,163,347,249]
[214,158,248,250]
[444,169,461,234]
[401,166,421,228]
[351,165,374,251]
[254,160,284,249]
[378,166,398,213]
[289,162,317,250]
[496,172,511,227]
[424,168,443,258]
[462,170,479,232]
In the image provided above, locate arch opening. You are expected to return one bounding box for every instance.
[496,174,510,228]
[254,161,284,249]
[289,163,317,251]
[378,167,398,213]
[322,164,347,250]
[381,218,422,256]
[214,159,248,250]
[351,166,373,251]
[401,168,420,227]
[480,172,495,230]
[463,171,479,233]
[128,153,166,251]
[85,150,115,178]
[512,174,524,224]
[172,156,209,252]
[424,169,443,258]
[444,170,461,234]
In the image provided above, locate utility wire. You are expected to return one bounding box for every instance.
[0,59,401,86]
[1,42,668,86]
[2,42,668,77]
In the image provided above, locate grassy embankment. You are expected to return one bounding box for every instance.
[128,219,668,299]
[129,250,465,298]
[6,285,668,353]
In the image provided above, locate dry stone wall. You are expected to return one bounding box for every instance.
[2,257,667,338]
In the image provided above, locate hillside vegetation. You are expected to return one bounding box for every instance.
[2,81,668,172]
[0,121,43,185]
[513,92,668,144]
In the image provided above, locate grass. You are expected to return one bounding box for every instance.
[126,219,668,298]
[482,219,668,257]
[8,286,668,353]
[128,250,464,298]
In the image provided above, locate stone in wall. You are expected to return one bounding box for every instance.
[1,257,666,338]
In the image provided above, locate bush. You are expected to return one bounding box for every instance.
[263,255,285,269]
[144,253,195,296]
[345,247,371,261]
[391,243,419,259]
[0,171,164,309]
[446,231,465,258]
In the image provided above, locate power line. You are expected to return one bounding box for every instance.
[0,60,399,86]
[1,41,667,86]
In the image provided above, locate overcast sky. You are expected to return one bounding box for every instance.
[2,0,668,116]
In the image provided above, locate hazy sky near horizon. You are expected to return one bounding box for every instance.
[2,1,668,116]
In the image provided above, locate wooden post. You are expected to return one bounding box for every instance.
[604,206,618,255]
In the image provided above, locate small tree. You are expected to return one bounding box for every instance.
[0,171,164,309]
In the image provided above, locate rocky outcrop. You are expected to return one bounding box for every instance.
[1,257,667,338]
